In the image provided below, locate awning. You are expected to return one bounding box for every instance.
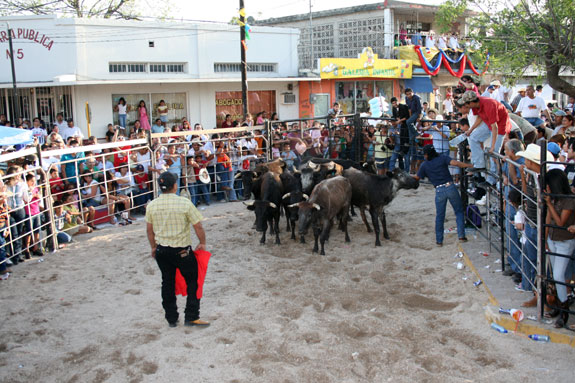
[403,76,433,93]
[0,127,34,147]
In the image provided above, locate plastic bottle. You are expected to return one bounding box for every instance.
[498,308,511,315]
[528,334,550,342]
[491,323,508,333]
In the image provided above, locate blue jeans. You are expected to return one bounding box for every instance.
[404,115,419,172]
[118,114,127,129]
[435,184,466,244]
[218,166,237,201]
[57,231,72,244]
[193,183,210,205]
[468,122,490,169]
[505,204,521,273]
[547,238,575,302]
[134,188,152,207]
[389,144,402,170]
[9,208,25,257]
[0,234,7,273]
[521,222,538,292]
[524,117,544,127]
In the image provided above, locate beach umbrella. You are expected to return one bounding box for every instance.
[0,127,34,146]
[175,249,212,299]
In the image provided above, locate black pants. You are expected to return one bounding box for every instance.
[155,245,200,324]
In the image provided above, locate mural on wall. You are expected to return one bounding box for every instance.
[215,91,276,128]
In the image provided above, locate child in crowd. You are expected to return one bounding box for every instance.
[49,166,65,200]
[23,174,42,258]
[185,156,199,205]
[53,201,73,246]
[61,193,94,235]
[133,164,151,212]
[271,142,281,159]
[281,143,297,171]
[194,154,211,206]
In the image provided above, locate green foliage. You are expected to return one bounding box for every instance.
[436,0,468,34]
[2,0,141,19]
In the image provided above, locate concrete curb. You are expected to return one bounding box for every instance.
[457,244,575,347]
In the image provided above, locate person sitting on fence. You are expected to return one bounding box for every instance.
[100,171,131,225]
[133,164,152,213]
[22,174,43,258]
[49,167,65,201]
[60,193,93,237]
[60,139,85,185]
[79,170,100,227]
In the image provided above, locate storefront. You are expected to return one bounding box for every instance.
[215,90,277,127]
[0,86,74,125]
[299,48,413,118]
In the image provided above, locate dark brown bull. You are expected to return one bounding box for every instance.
[292,176,352,256]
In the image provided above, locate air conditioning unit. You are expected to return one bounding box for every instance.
[282,92,296,104]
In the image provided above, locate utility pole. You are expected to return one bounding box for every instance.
[239,0,248,120]
[309,0,314,70]
[7,25,20,127]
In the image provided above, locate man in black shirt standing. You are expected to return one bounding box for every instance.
[389,97,410,171]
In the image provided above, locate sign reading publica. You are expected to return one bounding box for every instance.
[0,28,54,51]
[320,47,412,80]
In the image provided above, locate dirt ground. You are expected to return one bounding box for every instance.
[0,184,572,383]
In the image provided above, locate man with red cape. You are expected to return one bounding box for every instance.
[146,172,211,328]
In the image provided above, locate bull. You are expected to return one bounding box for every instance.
[243,172,283,245]
[280,171,308,241]
[292,176,352,256]
[343,167,419,246]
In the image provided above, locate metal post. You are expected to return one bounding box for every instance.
[327,117,333,158]
[353,114,362,163]
[537,141,548,320]
[498,156,505,271]
[240,0,249,120]
[7,26,20,127]
[266,120,272,162]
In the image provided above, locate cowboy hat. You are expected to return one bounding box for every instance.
[490,80,502,87]
[516,143,554,164]
[198,168,211,184]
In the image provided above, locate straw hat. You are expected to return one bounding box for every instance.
[490,80,502,87]
[198,168,211,184]
[516,143,554,164]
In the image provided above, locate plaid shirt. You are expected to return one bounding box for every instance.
[145,193,203,248]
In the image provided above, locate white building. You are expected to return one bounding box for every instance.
[0,15,306,137]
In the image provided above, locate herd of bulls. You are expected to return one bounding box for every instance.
[238,158,420,255]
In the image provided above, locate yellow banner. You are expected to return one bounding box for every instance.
[320,47,412,79]
[396,46,440,67]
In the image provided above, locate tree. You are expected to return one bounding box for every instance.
[438,0,575,98]
[0,0,140,19]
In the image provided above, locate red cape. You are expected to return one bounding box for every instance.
[174,250,211,299]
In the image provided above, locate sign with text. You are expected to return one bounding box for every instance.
[215,91,276,127]
[320,47,412,79]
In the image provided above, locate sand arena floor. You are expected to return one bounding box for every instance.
[0,185,572,382]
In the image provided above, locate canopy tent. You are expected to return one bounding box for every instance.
[0,127,34,147]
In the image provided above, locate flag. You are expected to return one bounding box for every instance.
[239,8,246,17]
[245,24,251,40]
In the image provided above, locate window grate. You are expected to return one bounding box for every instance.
[214,63,277,73]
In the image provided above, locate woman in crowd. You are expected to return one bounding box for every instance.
[114,97,129,130]
[138,100,152,131]
[5,166,27,264]
[553,115,574,136]
[544,169,575,328]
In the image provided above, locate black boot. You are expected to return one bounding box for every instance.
[554,301,570,328]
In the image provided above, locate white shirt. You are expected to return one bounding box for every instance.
[60,126,84,142]
[425,36,435,49]
[437,36,447,50]
[42,156,61,173]
[54,120,67,132]
[31,127,47,145]
[443,98,454,114]
[517,96,547,119]
[136,152,151,173]
[448,36,459,50]
[118,104,127,115]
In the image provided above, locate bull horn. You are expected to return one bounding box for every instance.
[325,162,335,170]
[268,202,277,209]
[312,203,321,210]
[287,203,299,208]
[243,200,255,207]
[302,194,309,200]
[308,161,319,170]
[253,172,258,177]
[282,193,291,199]
[234,172,242,179]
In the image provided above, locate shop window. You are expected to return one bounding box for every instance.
[335,81,394,115]
[335,81,355,115]
[215,91,276,128]
[111,93,188,130]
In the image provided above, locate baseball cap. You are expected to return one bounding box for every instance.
[135,164,144,171]
[461,90,479,103]
[554,110,567,116]
[547,142,561,156]
[158,172,177,192]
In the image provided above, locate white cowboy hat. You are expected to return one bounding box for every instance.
[490,80,502,87]
[516,143,554,165]
[198,168,211,184]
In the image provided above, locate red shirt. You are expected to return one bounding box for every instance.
[421,132,433,146]
[472,97,511,135]
[49,176,64,198]
[134,173,149,189]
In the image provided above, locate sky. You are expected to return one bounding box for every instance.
[157,0,445,23]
